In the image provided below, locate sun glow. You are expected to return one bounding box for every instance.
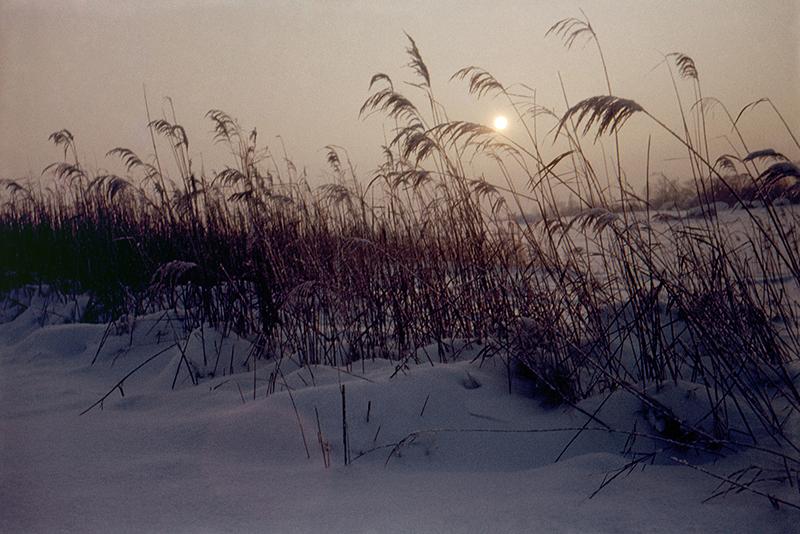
[493,115,508,130]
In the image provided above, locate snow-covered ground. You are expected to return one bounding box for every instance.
[0,289,796,533]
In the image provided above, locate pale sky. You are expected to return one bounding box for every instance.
[1,0,798,190]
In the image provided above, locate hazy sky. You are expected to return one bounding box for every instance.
[1,0,798,189]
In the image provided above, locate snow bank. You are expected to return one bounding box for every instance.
[0,293,795,532]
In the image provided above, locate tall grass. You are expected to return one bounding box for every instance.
[2,12,800,505]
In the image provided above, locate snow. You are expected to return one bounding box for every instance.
[0,288,797,533]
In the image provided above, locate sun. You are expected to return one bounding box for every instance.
[493,115,508,131]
